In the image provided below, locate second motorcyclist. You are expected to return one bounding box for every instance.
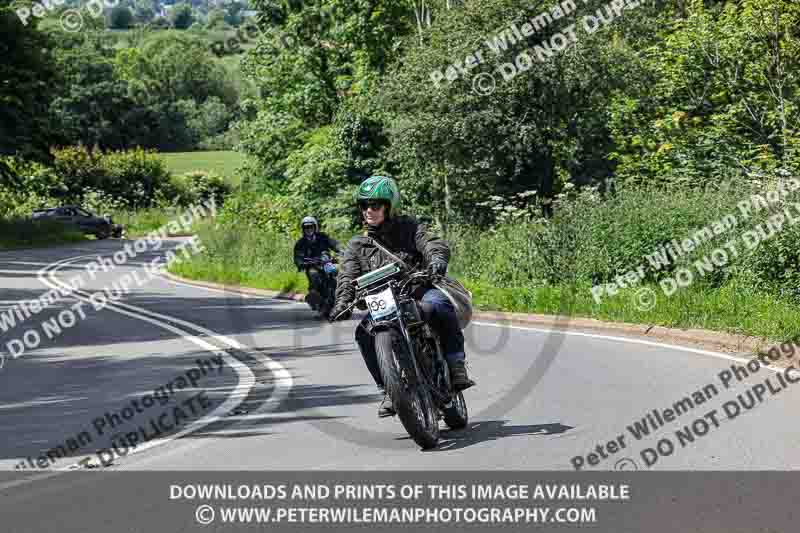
[293,216,340,315]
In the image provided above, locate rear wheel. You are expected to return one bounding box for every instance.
[375,330,439,449]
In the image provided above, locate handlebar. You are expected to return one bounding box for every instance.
[303,256,338,266]
[328,268,440,323]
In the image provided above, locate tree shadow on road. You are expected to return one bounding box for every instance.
[427,420,574,452]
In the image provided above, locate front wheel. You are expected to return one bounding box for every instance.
[375,330,439,450]
[442,391,468,430]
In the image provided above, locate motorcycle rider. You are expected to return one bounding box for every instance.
[294,216,340,312]
[329,176,473,418]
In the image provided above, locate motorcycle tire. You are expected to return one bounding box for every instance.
[375,330,439,450]
[442,391,468,430]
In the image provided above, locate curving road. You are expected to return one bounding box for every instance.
[2,238,800,476]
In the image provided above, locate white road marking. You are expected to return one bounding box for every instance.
[471,321,772,369]
[34,255,257,470]
[0,248,293,483]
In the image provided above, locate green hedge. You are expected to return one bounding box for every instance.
[51,146,171,209]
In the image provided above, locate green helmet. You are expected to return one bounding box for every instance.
[355,175,401,212]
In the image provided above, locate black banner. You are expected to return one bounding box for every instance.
[0,471,795,532]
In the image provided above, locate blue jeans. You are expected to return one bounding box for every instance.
[355,288,465,389]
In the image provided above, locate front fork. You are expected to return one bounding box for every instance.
[370,315,423,389]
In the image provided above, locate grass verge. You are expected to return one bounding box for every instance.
[0,219,86,250]
[169,222,800,344]
[112,209,174,238]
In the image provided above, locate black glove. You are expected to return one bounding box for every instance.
[329,303,351,322]
[428,261,448,277]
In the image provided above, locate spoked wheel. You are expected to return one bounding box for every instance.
[442,391,468,430]
[375,330,440,450]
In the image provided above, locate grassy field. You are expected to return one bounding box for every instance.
[159,151,246,185]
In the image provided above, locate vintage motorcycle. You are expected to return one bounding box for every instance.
[332,262,469,449]
[303,253,339,318]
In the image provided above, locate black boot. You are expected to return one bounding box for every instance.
[378,392,396,418]
[449,360,475,391]
[306,290,321,311]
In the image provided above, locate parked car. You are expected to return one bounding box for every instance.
[31,206,124,239]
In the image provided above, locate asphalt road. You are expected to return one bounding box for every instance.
[2,238,800,474]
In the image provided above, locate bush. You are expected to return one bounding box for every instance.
[0,156,63,218]
[217,189,299,234]
[449,182,772,293]
[0,187,55,219]
[178,170,231,205]
[0,155,66,198]
[101,147,171,207]
[736,216,800,302]
[51,146,171,209]
[80,188,129,215]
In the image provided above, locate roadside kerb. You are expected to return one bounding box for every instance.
[160,271,774,357]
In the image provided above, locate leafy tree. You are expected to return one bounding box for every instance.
[109,6,134,29]
[608,0,800,186]
[170,3,195,29]
[206,8,227,29]
[224,0,245,27]
[0,0,60,161]
[238,0,412,195]
[116,32,239,106]
[48,38,143,150]
[134,2,155,24]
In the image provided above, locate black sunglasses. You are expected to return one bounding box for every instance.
[359,201,386,211]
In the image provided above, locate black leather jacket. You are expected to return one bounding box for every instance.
[333,215,450,306]
[293,232,340,271]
